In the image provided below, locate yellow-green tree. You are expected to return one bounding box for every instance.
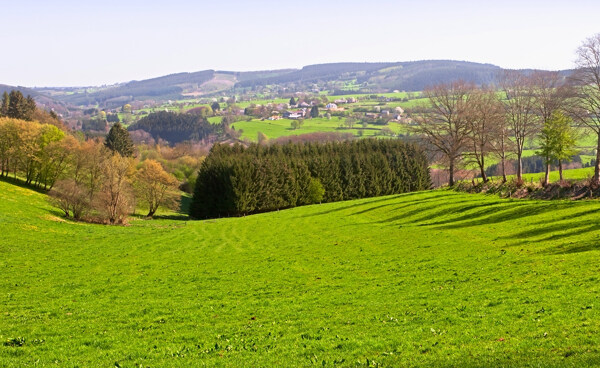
[134,159,179,217]
[537,111,578,183]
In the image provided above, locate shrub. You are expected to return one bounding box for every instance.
[48,179,91,220]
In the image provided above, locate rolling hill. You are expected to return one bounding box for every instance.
[2,179,600,366]
[25,60,563,109]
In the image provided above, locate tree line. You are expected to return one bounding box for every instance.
[190,139,431,219]
[413,73,577,186]
[1,112,180,224]
[1,90,39,121]
[128,111,223,145]
[414,33,600,187]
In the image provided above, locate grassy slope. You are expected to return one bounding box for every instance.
[2,180,600,367]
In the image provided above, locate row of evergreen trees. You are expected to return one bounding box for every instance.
[1,90,37,121]
[190,139,431,219]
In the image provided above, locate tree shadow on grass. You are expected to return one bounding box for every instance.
[374,198,502,225]
[503,222,597,242]
[546,234,600,255]
[0,175,48,194]
[300,192,443,218]
[505,223,600,252]
[427,202,570,230]
[530,207,600,225]
[348,195,451,217]
[550,243,600,254]
[152,214,190,221]
[44,207,67,218]
[417,202,527,227]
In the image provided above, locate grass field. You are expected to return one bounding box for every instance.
[2,179,600,366]
[231,117,408,141]
[518,167,595,183]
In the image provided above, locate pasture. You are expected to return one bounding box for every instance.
[230,117,408,141]
[2,179,600,366]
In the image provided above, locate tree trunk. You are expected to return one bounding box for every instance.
[544,159,549,187]
[517,152,523,183]
[479,155,487,183]
[501,156,507,183]
[595,133,600,186]
[559,160,563,181]
[448,159,455,187]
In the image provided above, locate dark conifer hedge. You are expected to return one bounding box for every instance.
[190,139,431,219]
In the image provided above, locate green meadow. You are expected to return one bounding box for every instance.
[2,178,600,367]
[230,118,408,141]
[519,167,595,183]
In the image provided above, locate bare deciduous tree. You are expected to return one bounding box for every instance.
[571,33,600,185]
[500,71,541,183]
[72,139,111,200]
[48,179,91,220]
[413,81,474,186]
[95,154,134,224]
[465,87,505,183]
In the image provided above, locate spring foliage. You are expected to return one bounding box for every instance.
[190,139,431,219]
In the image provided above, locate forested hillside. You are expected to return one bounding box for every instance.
[128,111,221,144]
[57,70,216,107]
[235,60,502,91]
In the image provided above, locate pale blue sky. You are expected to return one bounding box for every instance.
[1,0,599,87]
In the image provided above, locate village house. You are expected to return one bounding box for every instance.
[267,111,281,120]
[283,109,306,119]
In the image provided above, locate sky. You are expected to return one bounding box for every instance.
[1,0,599,87]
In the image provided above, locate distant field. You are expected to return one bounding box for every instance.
[2,180,600,366]
[519,167,595,183]
[325,92,420,101]
[230,117,408,141]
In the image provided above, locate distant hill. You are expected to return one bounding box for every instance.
[18,60,572,108]
[52,70,216,107]
[0,84,39,97]
[234,61,502,91]
[0,84,72,116]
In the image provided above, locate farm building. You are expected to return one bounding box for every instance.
[283,110,306,119]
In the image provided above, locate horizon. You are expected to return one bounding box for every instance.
[2,0,599,87]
